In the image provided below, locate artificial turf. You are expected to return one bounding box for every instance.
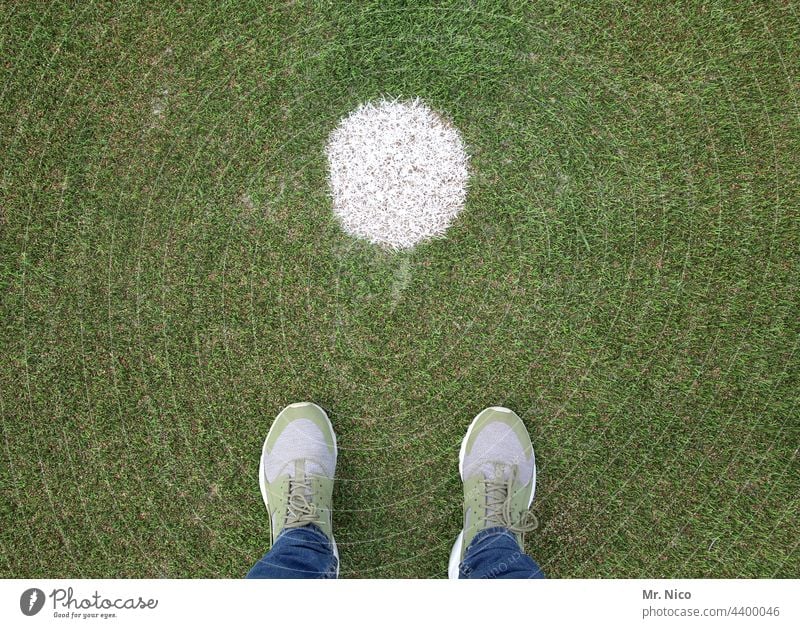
[1,0,798,578]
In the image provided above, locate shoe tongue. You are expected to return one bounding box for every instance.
[285,459,324,479]
[482,462,510,482]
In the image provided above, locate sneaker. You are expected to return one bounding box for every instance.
[259,402,338,572]
[448,406,538,579]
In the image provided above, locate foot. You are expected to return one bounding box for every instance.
[448,406,537,579]
[259,402,338,566]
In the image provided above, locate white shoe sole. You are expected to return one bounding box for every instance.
[258,402,340,577]
[448,406,536,579]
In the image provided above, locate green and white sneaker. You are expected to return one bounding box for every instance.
[448,406,538,579]
[259,402,338,572]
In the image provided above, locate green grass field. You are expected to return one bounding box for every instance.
[2,1,798,578]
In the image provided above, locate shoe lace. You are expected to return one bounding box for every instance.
[484,465,539,537]
[284,474,319,529]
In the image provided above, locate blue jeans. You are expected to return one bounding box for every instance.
[246,525,544,579]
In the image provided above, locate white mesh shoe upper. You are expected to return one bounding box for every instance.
[462,421,534,486]
[264,419,335,482]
